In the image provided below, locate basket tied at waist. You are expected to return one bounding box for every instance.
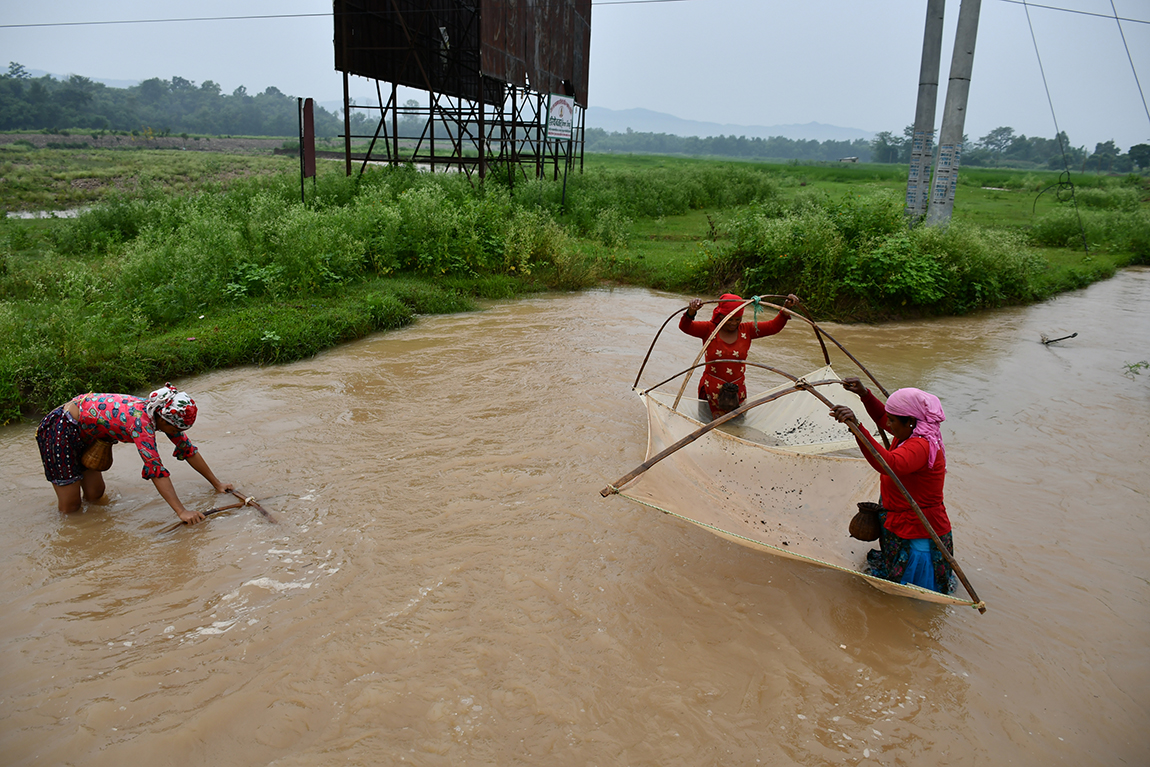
[849,501,884,542]
[80,439,115,472]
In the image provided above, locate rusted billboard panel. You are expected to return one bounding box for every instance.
[334,0,591,106]
[334,1,483,101]
[480,0,591,104]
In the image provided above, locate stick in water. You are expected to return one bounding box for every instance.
[227,488,277,523]
[158,488,277,533]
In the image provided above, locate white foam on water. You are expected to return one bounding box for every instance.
[243,577,313,592]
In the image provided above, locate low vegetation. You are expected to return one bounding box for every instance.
[1,146,1147,422]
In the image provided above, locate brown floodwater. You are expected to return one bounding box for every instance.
[1,269,1147,766]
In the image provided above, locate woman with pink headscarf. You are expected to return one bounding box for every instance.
[829,378,953,593]
[679,293,799,419]
[36,383,233,524]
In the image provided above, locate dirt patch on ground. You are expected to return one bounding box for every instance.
[0,133,286,155]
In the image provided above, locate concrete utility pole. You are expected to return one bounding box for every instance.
[926,0,982,227]
[906,0,946,219]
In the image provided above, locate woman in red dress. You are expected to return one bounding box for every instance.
[829,380,954,593]
[678,293,799,418]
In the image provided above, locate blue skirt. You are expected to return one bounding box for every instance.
[865,511,955,594]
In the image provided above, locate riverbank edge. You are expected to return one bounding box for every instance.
[7,259,1146,425]
[0,274,547,424]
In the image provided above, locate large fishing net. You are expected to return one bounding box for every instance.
[613,365,976,606]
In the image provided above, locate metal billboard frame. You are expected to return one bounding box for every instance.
[333,0,590,184]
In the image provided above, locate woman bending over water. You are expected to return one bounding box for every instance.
[36,383,232,524]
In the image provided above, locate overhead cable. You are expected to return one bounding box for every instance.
[1022,1,1089,254]
[999,0,1148,25]
[3,1,1148,29]
[1110,0,1150,132]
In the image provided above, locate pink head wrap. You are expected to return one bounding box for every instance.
[884,388,946,468]
[712,294,746,324]
[144,383,198,430]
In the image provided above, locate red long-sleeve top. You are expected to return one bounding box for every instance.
[855,388,950,539]
[679,310,789,416]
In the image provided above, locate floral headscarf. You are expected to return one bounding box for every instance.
[144,383,197,431]
[884,388,945,468]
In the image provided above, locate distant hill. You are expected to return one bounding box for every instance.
[327,101,877,143]
[585,106,875,143]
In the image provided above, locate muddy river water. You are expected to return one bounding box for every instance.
[1,269,1147,766]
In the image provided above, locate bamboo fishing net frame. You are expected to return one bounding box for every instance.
[639,297,892,448]
[607,298,986,613]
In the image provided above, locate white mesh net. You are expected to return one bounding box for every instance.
[614,365,974,606]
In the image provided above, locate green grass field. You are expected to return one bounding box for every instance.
[1,145,1146,421]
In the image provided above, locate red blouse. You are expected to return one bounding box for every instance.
[679,310,789,415]
[855,388,950,539]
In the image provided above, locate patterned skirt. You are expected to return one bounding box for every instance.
[865,510,955,594]
[36,406,86,486]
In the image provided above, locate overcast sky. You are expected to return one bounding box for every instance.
[2,0,1148,151]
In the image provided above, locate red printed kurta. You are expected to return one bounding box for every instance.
[679,310,789,416]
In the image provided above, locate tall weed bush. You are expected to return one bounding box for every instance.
[1030,205,1150,259]
[504,207,571,275]
[554,164,780,235]
[705,190,1043,316]
[1075,186,1141,211]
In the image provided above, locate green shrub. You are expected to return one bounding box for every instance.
[504,207,570,275]
[1029,206,1087,248]
[1075,186,1141,211]
[824,189,906,246]
[842,232,946,306]
[701,189,1044,316]
[592,206,633,249]
[53,193,160,255]
[718,202,847,312]
[1030,206,1150,257]
[914,223,1042,312]
[395,185,472,275]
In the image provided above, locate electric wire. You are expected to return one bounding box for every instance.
[0,13,329,29]
[1111,0,1150,133]
[4,1,1148,30]
[1022,0,1088,255]
[0,0,693,30]
[999,0,1148,24]
[593,0,693,5]
[3,0,1148,30]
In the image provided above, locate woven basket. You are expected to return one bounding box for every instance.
[715,382,741,414]
[80,439,114,472]
[849,501,883,542]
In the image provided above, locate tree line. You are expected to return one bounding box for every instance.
[583,127,873,162]
[871,124,1150,172]
[5,59,1144,172]
[577,123,1148,172]
[0,62,345,137]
